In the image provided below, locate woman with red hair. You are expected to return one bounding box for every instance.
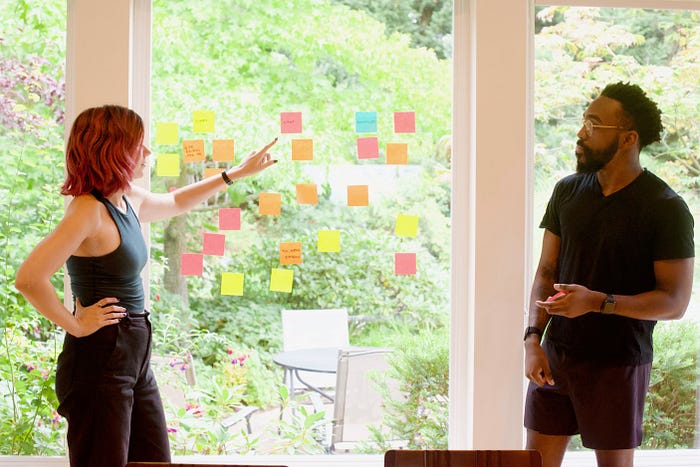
[15,105,277,467]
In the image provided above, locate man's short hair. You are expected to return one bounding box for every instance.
[600,82,663,150]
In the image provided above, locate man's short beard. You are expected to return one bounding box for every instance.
[576,139,618,173]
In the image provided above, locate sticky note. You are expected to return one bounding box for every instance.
[395,213,419,237]
[291,138,313,161]
[212,139,235,162]
[270,268,294,293]
[395,252,417,275]
[357,137,379,160]
[259,192,282,216]
[347,185,369,207]
[386,142,408,165]
[193,110,215,133]
[318,230,341,253]
[203,232,226,256]
[219,208,241,230]
[296,184,318,205]
[182,139,206,163]
[156,153,180,177]
[155,122,179,145]
[221,272,244,296]
[204,167,226,192]
[280,242,302,265]
[394,111,416,133]
[355,111,377,133]
[180,253,204,276]
[280,111,302,134]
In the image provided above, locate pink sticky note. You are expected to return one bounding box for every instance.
[181,253,204,276]
[219,208,241,231]
[395,252,417,275]
[203,232,226,256]
[394,111,416,133]
[280,112,302,134]
[357,137,379,159]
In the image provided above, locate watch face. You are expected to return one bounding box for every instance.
[603,298,615,314]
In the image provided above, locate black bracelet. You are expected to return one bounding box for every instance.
[523,326,543,342]
[221,170,233,185]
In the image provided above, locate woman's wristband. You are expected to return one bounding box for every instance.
[221,170,234,185]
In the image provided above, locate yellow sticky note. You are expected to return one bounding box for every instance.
[182,139,206,163]
[156,153,180,176]
[280,242,302,265]
[291,138,313,161]
[259,192,282,216]
[386,142,408,165]
[347,185,369,207]
[318,230,341,253]
[296,184,318,205]
[204,167,226,192]
[212,139,235,162]
[221,272,244,296]
[395,213,419,237]
[155,122,179,145]
[193,110,215,133]
[270,268,294,293]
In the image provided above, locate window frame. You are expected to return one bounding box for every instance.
[42,0,698,466]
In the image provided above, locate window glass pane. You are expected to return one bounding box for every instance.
[0,0,67,455]
[534,5,699,452]
[150,0,452,456]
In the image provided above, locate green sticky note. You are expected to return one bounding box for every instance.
[221,272,244,296]
[156,153,180,176]
[318,230,341,253]
[155,122,179,145]
[270,268,294,293]
[395,214,419,237]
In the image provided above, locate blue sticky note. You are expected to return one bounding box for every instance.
[355,111,378,133]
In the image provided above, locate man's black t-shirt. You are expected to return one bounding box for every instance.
[540,169,694,365]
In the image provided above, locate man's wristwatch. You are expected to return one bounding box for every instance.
[600,293,616,314]
[523,326,543,342]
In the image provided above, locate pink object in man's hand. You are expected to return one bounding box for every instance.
[546,291,568,302]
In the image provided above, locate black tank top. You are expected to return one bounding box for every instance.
[66,191,147,313]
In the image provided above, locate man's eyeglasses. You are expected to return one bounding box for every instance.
[582,119,630,137]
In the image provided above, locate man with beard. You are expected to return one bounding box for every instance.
[523,82,694,467]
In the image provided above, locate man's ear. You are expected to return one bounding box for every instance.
[621,130,639,149]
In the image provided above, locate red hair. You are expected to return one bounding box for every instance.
[61,105,144,196]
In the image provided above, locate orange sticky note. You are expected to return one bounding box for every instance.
[318,230,341,253]
[270,268,294,293]
[386,142,408,165]
[395,213,419,237]
[221,272,244,296]
[395,252,417,275]
[203,232,226,256]
[219,208,241,230]
[180,253,204,276]
[280,112,302,134]
[155,122,178,145]
[156,153,180,177]
[291,138,314,161]
[357,137,379,159]
[193,110,215,133]
[394,111,416,133]
[204,167,226,192]
[347,185,369,207]
[280,242,302,265]
[259,192,282,216]
[212,139,235,162]
[296,184,318,205]
[182,139,205,163]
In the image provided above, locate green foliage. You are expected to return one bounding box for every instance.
[372,327,449,449]
[643,320,699,448]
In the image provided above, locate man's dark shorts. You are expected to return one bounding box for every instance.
[524,341,651,450]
